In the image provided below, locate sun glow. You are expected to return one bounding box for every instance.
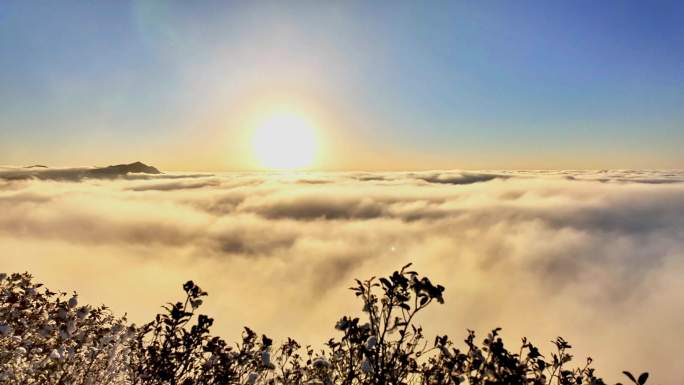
[252,111,319,170]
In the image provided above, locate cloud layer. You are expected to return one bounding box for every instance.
[1,168,683,383]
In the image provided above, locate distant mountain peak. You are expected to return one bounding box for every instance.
[0,161,163,182]
[116,161,161,174]
[91,162,162,176]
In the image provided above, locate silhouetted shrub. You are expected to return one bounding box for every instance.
[0,267,650,385]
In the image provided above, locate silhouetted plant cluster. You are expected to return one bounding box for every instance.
[0,267,650,385]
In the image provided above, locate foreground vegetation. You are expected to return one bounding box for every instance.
[0,266,649,385]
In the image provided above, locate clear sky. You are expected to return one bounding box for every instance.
[1,1,682,170]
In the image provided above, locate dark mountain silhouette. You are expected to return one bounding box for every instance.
[89,161,162,177]
[0,161,162,181]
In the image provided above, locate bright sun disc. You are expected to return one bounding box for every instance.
[252,112,318,170]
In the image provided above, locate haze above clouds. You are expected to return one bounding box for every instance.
[1,167,682,383]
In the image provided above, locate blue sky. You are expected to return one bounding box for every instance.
[1,1,682,170]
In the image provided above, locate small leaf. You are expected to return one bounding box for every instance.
[623,371,637,384]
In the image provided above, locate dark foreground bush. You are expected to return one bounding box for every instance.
[0,266,649,385]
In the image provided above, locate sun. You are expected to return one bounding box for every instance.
[251,111,319,170]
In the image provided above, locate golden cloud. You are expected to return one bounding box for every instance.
[1,168,683,383]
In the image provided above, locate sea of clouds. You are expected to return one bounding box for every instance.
[1,167,683,383]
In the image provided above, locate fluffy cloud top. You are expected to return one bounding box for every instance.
[1,167,682,383]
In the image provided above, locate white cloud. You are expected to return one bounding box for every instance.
[0,169,682,383]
